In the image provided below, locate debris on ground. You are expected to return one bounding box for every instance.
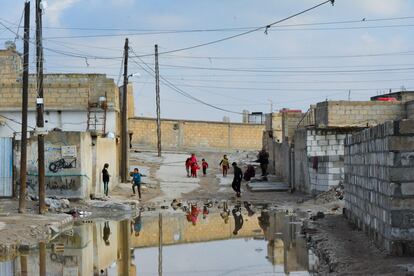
[45,198,70,211]
[313,184,344,204]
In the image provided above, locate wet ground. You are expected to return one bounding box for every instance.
[1,150,413,275]
[0,203,319,275]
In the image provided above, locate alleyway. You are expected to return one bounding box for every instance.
[0,150,413,275]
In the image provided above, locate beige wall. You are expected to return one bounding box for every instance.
[93,136,119,196]
[129,117,264,151]
[315,101,404,128]
[0,50,119,111]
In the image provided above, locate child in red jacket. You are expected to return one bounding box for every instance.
[191,162,200,178]
[202,159,209,176]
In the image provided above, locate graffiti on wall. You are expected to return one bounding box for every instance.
[46,177,80,191]
[27,175,82,194]
[48,158,77,173]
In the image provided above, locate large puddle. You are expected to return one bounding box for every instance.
[0,202,318,275]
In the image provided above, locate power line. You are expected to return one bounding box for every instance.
[144,63,414,74]
[130,48,244,114]
[134,0,335,57]
[157,83,413,92]
[2,14,414,38]
[159,77,414,85]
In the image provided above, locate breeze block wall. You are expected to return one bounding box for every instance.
[293,128,351,194]
[344,119,414,255]
[129,117,264,151]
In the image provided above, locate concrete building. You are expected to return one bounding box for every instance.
[0,45,134,198]
[292,99,409,194]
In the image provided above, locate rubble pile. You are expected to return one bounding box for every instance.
[314,184,344,204]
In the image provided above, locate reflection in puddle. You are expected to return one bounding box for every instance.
[0,203,318,275]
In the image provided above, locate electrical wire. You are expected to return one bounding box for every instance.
[134,0,335,57]
[130,48,244,114]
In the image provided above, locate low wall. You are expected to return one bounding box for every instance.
[315,101,404,128]
[129,117,264,151]
[344,120,414,255]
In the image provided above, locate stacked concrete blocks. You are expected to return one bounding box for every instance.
[344,119,414,255]
[315,101,404,128]
[306,129,349,193]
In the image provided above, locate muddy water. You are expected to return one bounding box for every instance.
[0,204,318,275]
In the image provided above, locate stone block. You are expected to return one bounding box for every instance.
[397,120,414,135]
[388,136,414,151]
[401,183,414,196]
[390,168,414,182]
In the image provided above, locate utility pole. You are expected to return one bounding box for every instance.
[18,1,30,214]
[35,0,46,214]
[121,38,129,183]
[155,44,162,157]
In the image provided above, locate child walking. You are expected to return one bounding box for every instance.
[219,155,230,177]
[102,163,110,196]
[191,162,200,178]
[131,168,144,199]
[202,159,209,176]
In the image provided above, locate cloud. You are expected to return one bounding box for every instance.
[46,0,80,26]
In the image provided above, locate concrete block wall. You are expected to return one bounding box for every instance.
[315,101,404,128]
[293,128,351,194]
[130,117,264,151]
[306,129,349,193]
[406,100,414,119]
[344,119,414,255]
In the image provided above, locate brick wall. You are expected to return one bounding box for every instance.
[315,101,404,128]
[129,117,264,151]
[344,120,414,255]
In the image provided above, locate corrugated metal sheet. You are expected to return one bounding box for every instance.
[0,138,13,197]
[0,260,14,276]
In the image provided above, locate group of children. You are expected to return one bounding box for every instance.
[102,165,145,199]
[185,153,209,178]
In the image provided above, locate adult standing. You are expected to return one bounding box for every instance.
[232,205,244,235]
[231,162,243,197]
[257,148,269,177]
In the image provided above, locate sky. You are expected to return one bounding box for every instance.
[1,0,414,122]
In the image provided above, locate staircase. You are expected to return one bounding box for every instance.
[87,104,107,134]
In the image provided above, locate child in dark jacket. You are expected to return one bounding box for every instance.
[202,159,209,176]
[131,168,145,199]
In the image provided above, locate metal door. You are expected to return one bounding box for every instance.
[0,138,13,197]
